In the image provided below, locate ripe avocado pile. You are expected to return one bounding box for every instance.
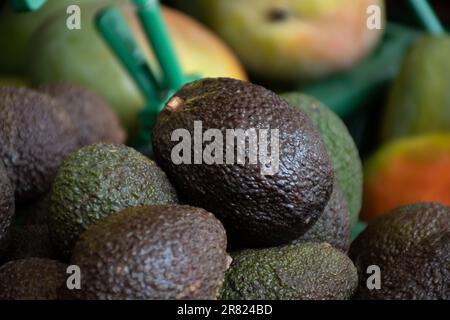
[0,78,448,300]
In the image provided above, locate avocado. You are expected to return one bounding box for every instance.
[69,205,229,300]
[5,225,56,262]
[0,258,67,300]
[282,93,363,226]
[153,78,333,248]
[48,143,178,258]
[38,83,126,146]
[0,87,77,202]
[0,160,14,260]
[363,232,449,300]
[382,36,450,142]
[350,202,450,300]
[292,181,351,252]
[220,242,358,300]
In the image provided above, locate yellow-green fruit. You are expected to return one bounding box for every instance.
[172,0,384,82]
[382,36,450,141]
[0,0,104,73]
[27,4,247,131]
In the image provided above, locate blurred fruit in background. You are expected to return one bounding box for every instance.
[362,134,450,222]
[382,36,450,142]
[0,1,246,132]
[0,75,28,87]
[38,83,126,146]
[0,0,103,74]
[169,0,385,83]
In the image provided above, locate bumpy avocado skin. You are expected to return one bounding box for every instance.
[350,203,450,300]
[282,93,363,226]
[0,258,67,300]
[220,242,358,300]
[70,205,229,300]
[48,143,178,258]
[0,160,14,260]
[292,181,351,252]
[361,233,449,300]
[153,78,333,247]
[5,225,56,262]
[0,87,77,202]
[38,83,126,146]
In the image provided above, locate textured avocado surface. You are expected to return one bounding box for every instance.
[0,160,14,260]
[220,242,358,300]
[360,233,449,300]
[0,87,77,202]
[282,93,363,226]
[70,205,229,300]
[0,258,67,300]
[153,78,333,247]
[292,181,351,252]
[350,202,450,299]
[48,143,178,257]
[38,83,126,146]
[5,225,56,262]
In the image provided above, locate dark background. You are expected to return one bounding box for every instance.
[388,0,450,27]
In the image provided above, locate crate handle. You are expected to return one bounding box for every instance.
[8,0,46,12]
[409,0,445,35]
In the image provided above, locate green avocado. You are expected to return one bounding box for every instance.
[382,36,450,141]
[292,181,351,252]
[69,205,229,300]
[153,78,333,248]
[48,143,178,258]
[0,258,67,300]
[220,242,358,300]
[350,202,450,300]
[0,160,14,260]
[38,83,126,146]
[0,87,78,202]
[282,93,363,226]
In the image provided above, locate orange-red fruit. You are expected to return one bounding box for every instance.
[362,134,450,222]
